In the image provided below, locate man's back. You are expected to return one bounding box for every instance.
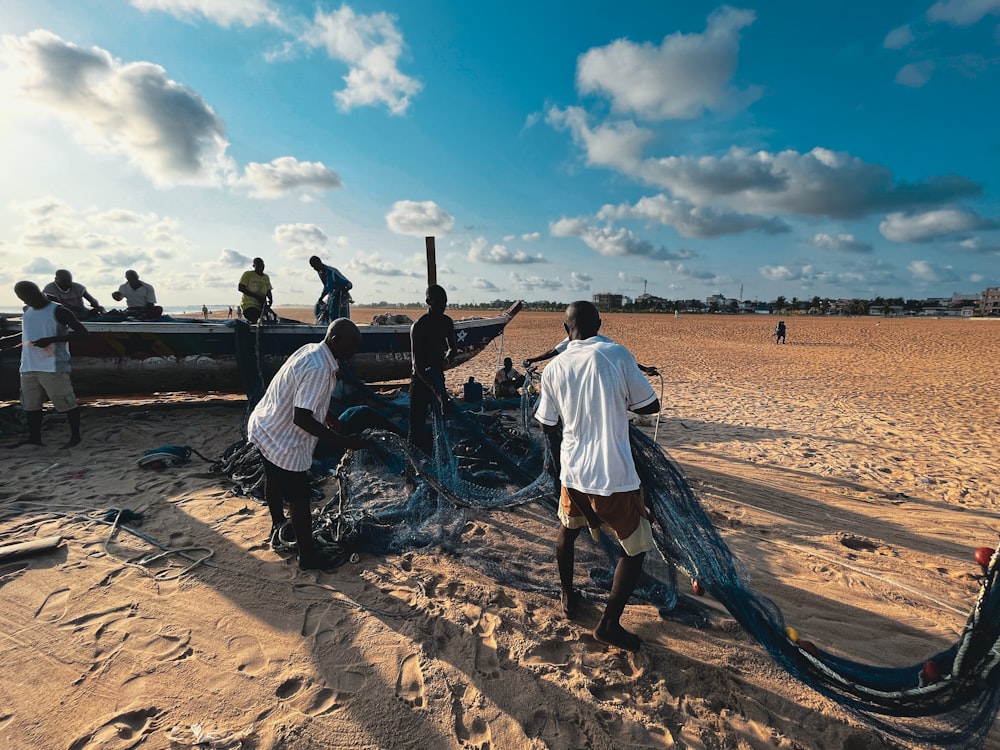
[536,336,656,494]
[411,311,454,374]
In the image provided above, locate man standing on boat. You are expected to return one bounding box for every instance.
[8,281,89,448]
[309,256,353,323]
[238,257,273,325]
[408,284,457,454]
[247,318,369,571]
[43,270,105,320]
[112,270,163,319]
[534,300,660,652]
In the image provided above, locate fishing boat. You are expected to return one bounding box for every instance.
[0,301,522,399]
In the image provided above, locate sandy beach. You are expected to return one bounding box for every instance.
[1,309,999,749]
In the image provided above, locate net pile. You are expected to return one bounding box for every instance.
[216,380,1000,747]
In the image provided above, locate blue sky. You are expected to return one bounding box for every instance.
[1,0,998,310]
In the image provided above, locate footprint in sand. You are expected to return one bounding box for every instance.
[226,634,269,676]
[524,638,574,667]
[34,587,71,622]
[275,676,341,716]
[473,611,501,679]
[396,653,426,708]
[452,686,493,750]
[67,707,161,750]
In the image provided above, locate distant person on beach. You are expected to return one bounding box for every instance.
[238,257,273,324]
[227,306,233,319]
[247,318,368,571]
[493,357,525,399]
[202,305,209,319]
[8,281,89,448]
[534,300,660,652]
[775,320,786,344]
[111,270,163,319]
[43,270,105,319]
[408,284,457,454]
[309,256,353,323]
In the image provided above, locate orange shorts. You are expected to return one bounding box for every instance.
[559,486,654,557]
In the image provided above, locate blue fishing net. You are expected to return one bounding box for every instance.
[214,365,1000,748]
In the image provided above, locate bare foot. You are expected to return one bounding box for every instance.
[593,623,641,652]
[561,589,581,619]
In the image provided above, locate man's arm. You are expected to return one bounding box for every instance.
[523,348,558,368]
[82,289,103,310]
[238,283,265,305]
[632,397,660,415]
[293,407,367,450]
[638,363,659,376]
[35,307,89,347]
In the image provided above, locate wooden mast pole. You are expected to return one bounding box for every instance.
[425,236,437,287]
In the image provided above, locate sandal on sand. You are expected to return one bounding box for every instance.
[561,589,581,620]
[593,625,642,652]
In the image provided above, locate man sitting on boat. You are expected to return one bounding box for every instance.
[309,256,353,323]
[238,257,273,325]
[111,270,163,319]
[43,269,105,320]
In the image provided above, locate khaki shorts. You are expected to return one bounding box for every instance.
[20,371,78,412]
[559,486,654,557]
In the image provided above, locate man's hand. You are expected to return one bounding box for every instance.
[111,291,124,302]
[342,434,370,451]
[33,337,54,348]
[639,364,659,376]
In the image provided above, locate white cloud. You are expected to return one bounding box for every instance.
[508,272,565,292]
[346,253,421,277]
[908,259,960,282]
[129,0,280,27]
[522,232,541,241]
[546,106,653,169]
[0,30,235,187]
[576,7,758,120]
[632,146,979,219]
[599,194,789,238]
[895,61,934,87]
[94,208,158,225]
[884,25,915,49]
[879,208,1000,242]
[812,232,873,253]
[273,222,329,259]
[241,157,342,198]
[219,248,251,266]
[471,277,499,291]
[23,256,56,274]
[467,236,545,264]
[550,217,692,260]
[386,200,454,236]
[301,5,422,115]
[928,0,1000,26]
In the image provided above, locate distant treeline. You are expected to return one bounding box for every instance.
[356,296,952,315]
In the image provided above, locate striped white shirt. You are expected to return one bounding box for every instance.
[247,341,339,472]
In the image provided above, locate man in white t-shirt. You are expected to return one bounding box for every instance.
[534,300,660,652]
[8,281,89,447]
[247,318,368,571]
[111,270,162,319]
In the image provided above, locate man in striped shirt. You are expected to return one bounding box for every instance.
[247,318,367,571]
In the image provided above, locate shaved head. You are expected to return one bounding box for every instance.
[325,317,362,361]
[566,300,601,340]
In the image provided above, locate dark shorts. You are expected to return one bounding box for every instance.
[261,456,312,506]
[559,486,654,556]
[243,306,261,324]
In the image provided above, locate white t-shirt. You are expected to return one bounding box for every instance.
[20,303,70,374]
[247,342,339,472]
[117,281,156,307]
[535,335,656,495]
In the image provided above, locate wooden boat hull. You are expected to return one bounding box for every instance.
[0,303,521,398]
